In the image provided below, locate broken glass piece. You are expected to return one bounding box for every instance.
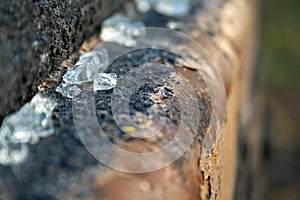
[63,49,109,84]
[135,0,152,13]
[93,73,117,91]
[0,93,57,144]
[166,21,184,31]
[1,104,38,143]
[0,140,28,165]
[100,14,145,47]
[153,0,190,17]
[56,83,82,98]
[0,94,56,165]
[31,93,57,115]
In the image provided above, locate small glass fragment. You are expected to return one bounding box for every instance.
[153,0,190,17]
[135,0,152,13]
[0,94,56,165]
[100,14,145,47]
[0,94,57,144]
[55,83,82,98]
[63,50,109,84]
[93,73,117,91]
[166,21,184,31]
[30,93,57,115]
[0,141,28,165]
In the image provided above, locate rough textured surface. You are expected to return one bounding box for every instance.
[184,0,262,199]
[0,0,262,199]
[0,46,211,200]
[0,0,123,121]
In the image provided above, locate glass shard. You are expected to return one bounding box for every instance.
[0,94,57,144]
[56,83,82,98]
[0,140,28,165]
[0,94,56,165]
[166,21,184,31]
[63,49,109,84]
[93,73,117,91]
[100,14,145,47]
[153,0,190,17]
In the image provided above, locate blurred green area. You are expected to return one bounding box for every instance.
[262,0,300,199]
[263,0,300,92]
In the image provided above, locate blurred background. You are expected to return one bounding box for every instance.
[262,0,300,199]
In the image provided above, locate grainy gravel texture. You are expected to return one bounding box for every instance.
[0,0,123,121]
